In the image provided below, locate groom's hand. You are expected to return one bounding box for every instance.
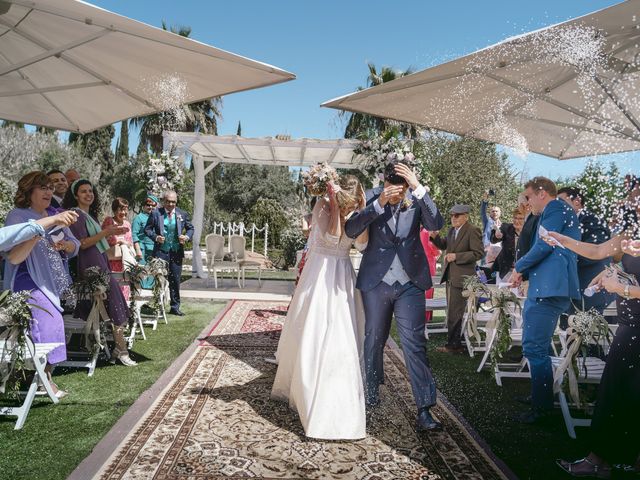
[378,185,404,207]
[394,163,420,190]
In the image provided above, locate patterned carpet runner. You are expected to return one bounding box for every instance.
[99,300,509,479]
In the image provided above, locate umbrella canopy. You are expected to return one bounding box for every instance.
[0,0,295,132]
[323,0,640,160]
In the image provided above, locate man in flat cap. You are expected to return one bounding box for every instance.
[430,204,484,353]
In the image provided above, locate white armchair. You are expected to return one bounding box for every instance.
[229,235,262,287]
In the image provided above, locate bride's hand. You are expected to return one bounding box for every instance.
[327,182,339,212]
[357,184,366,210]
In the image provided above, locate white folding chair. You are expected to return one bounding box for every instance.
[61,314,112,376]
[0,337,62,429]
[551,355,606,438]
[205,234,239,288]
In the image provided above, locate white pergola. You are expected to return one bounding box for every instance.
[162,131,363,278]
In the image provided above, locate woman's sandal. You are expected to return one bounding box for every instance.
[111,349,138,367]
[557,458,612,479]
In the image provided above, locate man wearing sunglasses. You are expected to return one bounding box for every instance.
[430,205,484,353]
[145,190,194,316]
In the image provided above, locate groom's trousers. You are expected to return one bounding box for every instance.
[361,281,437,410]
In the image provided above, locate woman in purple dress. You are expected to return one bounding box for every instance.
[63,179,137,367]
[3,171,81,397]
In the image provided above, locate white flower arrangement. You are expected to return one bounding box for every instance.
[301,162,339,196]
[354,135,418,176]
[145,152,185,197]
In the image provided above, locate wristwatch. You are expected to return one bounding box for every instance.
[623,284,631,300]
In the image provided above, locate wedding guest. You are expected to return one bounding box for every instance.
[557,186,613,313]
[419,228,441,322]
[102,197,134,300]
[3,171,81,397]
[430,205,484,353]
[481,191,501,249]
[144,190,194,316]
[489,206,525,281]
[549,234,640,478]
[47,169,68,209]
[63,179,137,367]
[511,177,580,424]
[131,194,158,289]
[64,168,80,185]
[515,192,539,263]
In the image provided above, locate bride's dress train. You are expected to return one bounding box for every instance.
[271,198,366,440]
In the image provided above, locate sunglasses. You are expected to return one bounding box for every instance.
[450,213,464,218]
[145,202,157,207]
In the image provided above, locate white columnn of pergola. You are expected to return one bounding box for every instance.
[163,132,363,278]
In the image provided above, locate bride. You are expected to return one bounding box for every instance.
[271,174,368,440]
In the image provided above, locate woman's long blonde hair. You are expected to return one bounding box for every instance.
[335,174,361,213]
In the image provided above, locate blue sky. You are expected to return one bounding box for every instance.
[89,0,639,180]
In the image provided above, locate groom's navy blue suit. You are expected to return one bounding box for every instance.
[345,186,444,409]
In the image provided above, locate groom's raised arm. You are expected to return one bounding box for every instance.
[412,186,444,232]
[345,191,381,239]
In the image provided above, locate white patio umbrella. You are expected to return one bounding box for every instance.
[0,0,295,132]
[323,0,640,160]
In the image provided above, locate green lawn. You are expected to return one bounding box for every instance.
[391,289,592,480]
[0,301,224,480]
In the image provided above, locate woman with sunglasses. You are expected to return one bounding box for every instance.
[131,195,158,289]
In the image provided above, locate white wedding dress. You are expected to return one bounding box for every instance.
[271,198,366,440]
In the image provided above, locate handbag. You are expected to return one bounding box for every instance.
[106,244,122,261]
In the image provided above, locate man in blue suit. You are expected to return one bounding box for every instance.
[145,190,194,316]
[345,160,444,432]
[557,187,613,313]
[512,177,580,423]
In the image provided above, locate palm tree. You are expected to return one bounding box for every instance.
[341,63,420,139]
[131,22,222,154]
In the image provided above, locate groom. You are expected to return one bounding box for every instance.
[345,160,444,431]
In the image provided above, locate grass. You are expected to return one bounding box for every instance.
[0,301,224,480]
[391,288,592,480]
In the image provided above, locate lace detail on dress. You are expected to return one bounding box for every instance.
[307,198,354,256]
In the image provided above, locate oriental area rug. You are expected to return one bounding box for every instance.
[98,300,510,480]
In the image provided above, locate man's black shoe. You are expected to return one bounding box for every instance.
[169,309,185,316]
[516,408,553,425]
[515,395,532,405]
[416,408,442,432]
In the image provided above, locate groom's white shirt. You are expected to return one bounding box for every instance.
[372,185,427,286]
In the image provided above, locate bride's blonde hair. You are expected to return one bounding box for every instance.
[335,174,361,212]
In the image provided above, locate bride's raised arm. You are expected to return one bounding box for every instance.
[352,184,368,251]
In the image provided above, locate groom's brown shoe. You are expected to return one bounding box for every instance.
[416,407,442,432]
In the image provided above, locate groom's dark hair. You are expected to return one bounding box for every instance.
[384,159,409,186]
